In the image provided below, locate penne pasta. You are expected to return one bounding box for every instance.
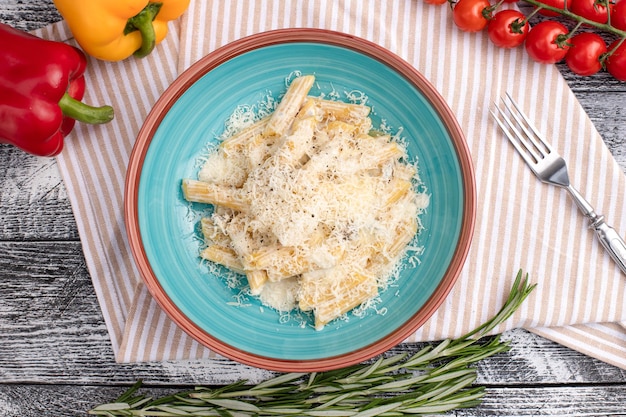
[181,73,429,330]
[311,97,371,120]
[200,217,232,247]
[245,245,322,282]
[298,267,373,311]
[264,75,315,137]
[384,178,412,207]
[246,269,268,296]
[201,245,245,275]
[310,272,379,330]
[182,179,249,212]
[326,120,358,138]
[274,116,317,167]
[295,98,318,120]
[386,218,419,260]
[373,142,406,164]
[220,116,271,153]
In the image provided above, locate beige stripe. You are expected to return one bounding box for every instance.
[544,86,569,327]
[500,49,533,323]
[136,291,159,361]
[117,283,146,362]
[166,320,184,359]
[80,68,140,305]
[152,301,178,361]
[475,38,506,331]
[60,133,134,335]
[86,68,129,174]
[56,151,127,353]
[588,124,608,324]
[168,328,186,360]
[147,312,168,361]
[32,19,73,41]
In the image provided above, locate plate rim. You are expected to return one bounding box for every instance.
[124,28,476,372]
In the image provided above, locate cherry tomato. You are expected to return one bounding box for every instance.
[535,0,566,16]
[425,0,449,5]
[453,0,491,32]
[606,40,626,81]
[487,10,530,48]
[525,21,570,64]
[565,32,607,76]
[568,0,609,24]
[612,0,626,31]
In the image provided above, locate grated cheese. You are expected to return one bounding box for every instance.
[183,75,430,330]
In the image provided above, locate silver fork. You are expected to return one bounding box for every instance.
[491,93,626,275]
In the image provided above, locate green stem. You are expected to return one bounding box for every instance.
[522,0,626,38]
[457,270,535,341]
[609,36,626,53]
[58,92,114,124]
[124,2,163,58]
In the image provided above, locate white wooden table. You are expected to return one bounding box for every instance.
[1,1,625,415]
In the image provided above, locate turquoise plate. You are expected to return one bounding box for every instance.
[125,29,475,372]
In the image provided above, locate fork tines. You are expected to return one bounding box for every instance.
[490,93,553,165]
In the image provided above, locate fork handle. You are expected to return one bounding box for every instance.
[590,217,626,275]
[566,186,626,274]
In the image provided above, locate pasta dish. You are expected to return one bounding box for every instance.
[182,74,429,330]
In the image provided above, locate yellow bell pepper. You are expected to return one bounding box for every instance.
[52,0,190,61]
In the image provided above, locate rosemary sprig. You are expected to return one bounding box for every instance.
[89,269,536,417]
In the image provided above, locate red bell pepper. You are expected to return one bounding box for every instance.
[0,23,114,157]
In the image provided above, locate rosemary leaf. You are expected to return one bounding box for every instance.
[204,399,261,412]
[352,402,402,417]
[88,269,535,417]
[313,408,359,415]
[90,402,134,411]
[254,372,308,389]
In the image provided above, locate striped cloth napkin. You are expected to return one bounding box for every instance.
[34,0,625,369]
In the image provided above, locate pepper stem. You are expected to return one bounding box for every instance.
[124,2,164,58]
[58,93,114,125]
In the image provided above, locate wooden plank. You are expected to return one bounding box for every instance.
[0,384,624,417]
[0,146,77,240]
[0,0,60,31]
[574,92,626,170]
[559,63,626,92]
[462,385,626,416]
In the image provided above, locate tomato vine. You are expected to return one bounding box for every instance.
[433,0,626,80]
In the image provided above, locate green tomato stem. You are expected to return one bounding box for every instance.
[521,0,626,39]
